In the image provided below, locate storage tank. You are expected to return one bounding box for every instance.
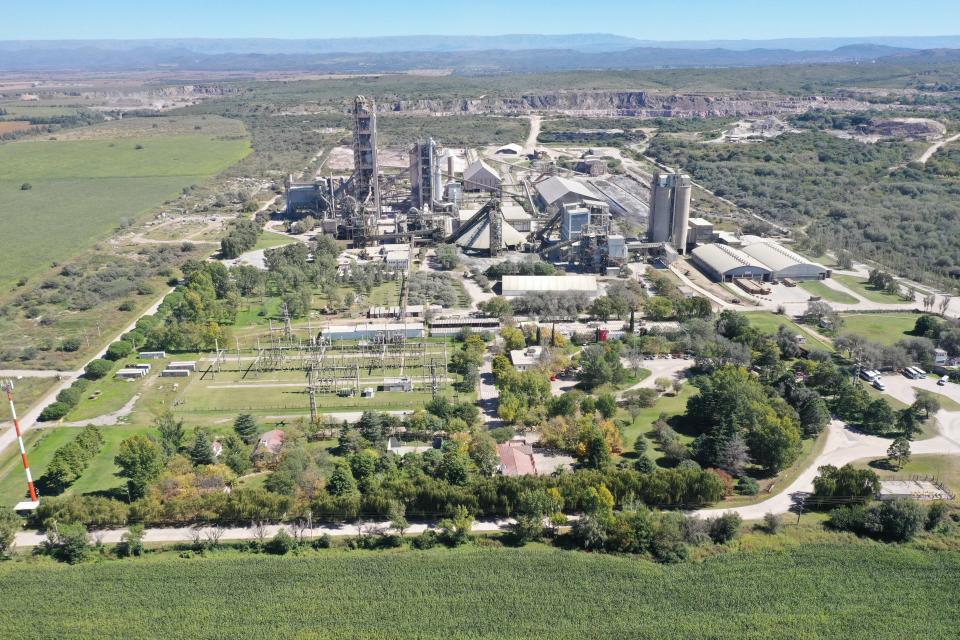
[648,173,673,243]
[670,174,692,253]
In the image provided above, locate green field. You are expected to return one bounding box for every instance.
[839,313,917,345]
[799,280,859,304]
[0,425,148,506]
[0,544,958,638]
[252,230,297,251]
[0,122,250,288]
[833,274,907,304]
[622,384,698,463]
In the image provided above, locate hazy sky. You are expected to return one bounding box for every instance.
[3,0,958,40]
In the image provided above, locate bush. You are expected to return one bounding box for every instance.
[265,529,295,555]
[104,341,134,361]
[55,387,82,408]
[736,476,760,496]
[60,337,81,352]
[633,456,655,474]
[709,512,742,544]
[84,359,112,380]
[46,522,90,564]
[311,534,332,550]
[625,387,658,408]
[926,501,949,531]
[118,524,145,557]
[412,530,439,550]
[828,499,927,542]
[39,401,71,422]
[762,512,783,534]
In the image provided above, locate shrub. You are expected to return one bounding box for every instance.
[762,512,783,534]
[265,529,295,555]
[104,341,134,361]
[926,501,949,531]
[828,499,927,542]
[412,530,439,550]
[39,401,71,422]
[60,337,81,352]
[736,476,760,496]
[0,506,18,557]
[119,524,145,557]
[709,512,742,544]
[46,522,90,564]
[311,534,332,550]
[84,359,112,380]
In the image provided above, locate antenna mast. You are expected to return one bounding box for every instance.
[2,380,38,506]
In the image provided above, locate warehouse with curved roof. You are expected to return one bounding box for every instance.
[690,244,772,282]
[739,242,829,281]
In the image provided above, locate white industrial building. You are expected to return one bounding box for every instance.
[463,160,501,193]
[501,274,600,297]
[535,176,601,210]
[385,249,411,270]
[690,244,772,282]
[496,143,524,155]
[510,346,544,371]
[321,323,425,341]
[739,242,829,281]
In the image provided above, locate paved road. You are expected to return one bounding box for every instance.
[13,518,517,549]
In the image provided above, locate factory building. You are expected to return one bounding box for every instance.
[320,323,425,341]
[385,249,411,271]
[686,217,716,246]
[535,176,601,210]
[739,242,830,281]
[428,316,500,336]
[455,204,533,234]
[501,275,600,297]
[690,244,772,282]
[648,172,692,253]
[463,160,501,193]
[560,203,592,242]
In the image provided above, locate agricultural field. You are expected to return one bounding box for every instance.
[839,312,918,345]
[0,115,250,290]
[0,544,958,639]
[799,280,859,304]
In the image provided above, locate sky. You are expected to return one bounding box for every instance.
[2,0,958,41]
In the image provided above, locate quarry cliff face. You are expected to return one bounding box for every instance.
[373,91,869,118]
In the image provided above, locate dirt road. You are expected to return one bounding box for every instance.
[918,132,960,164]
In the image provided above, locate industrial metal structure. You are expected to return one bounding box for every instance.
[352,95,381,214]
[648,171,692,253]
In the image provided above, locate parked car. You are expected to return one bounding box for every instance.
[938,377,947,386]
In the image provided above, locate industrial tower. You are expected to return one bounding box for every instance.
[410,138,440,210]
[648,171,692,253]
[352,95,381,214]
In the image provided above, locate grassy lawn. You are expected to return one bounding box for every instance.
[621,384,697,465]
[252,230,297,251]
[64,361,146,422]
[67,425,152,498]
[839,312,917,345]
[833,274,907,304]
[744,311,833,351]
[852,454,960,495]
[0,544,958,638]
[0,122,250,289]
[799,280,858,304]
[0,428,77,505]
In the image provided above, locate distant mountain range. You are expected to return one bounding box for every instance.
[0,34,958,74]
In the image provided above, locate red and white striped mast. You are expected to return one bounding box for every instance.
[2,380,38,506]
